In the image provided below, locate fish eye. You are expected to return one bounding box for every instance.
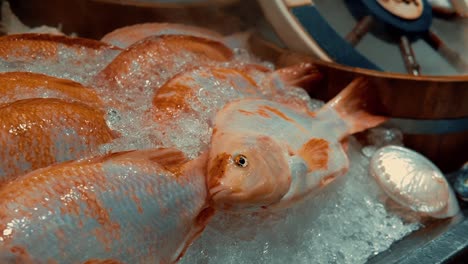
[234,154,248,168]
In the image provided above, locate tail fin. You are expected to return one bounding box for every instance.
[322,77,387,136]
[274,62,323,88]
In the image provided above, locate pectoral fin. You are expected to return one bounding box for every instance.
[298,138,330,172]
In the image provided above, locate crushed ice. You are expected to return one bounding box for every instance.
[0,32,421,262]
[180,139,420,264]
[93,46,420,264]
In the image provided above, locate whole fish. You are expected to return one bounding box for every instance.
[0,33,122,83]
[149,66,263,158]
[0,33,121,64]
[0,148,212,263]
[0,98,114,185]
[94,35,233,94]
[101,23,223,48]
[152,66,262,121]
[0,72,102,108]
[151,63,321,122]
[206,78,387,211]
[150,64,321,158]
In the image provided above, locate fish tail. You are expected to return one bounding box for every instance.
[274,62,323,88]
[322,77,387,137]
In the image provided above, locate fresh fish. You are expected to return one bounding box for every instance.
[152,63,322,122]
[149,66,263,158]
[100,22,255,51]
[0,33,121,63]
[369,145,460,219]
[0,148,212,263]
[206,78,387,211]
[94,35,233,94]
[150,64,321,158]
[101,23,223,48]
[152,66,262,121]
[0,72,103,108]
[0,98,115,185]
[0,33,122,83]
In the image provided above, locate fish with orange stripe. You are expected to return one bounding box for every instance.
[101,22,224,48]
[0,148,212,263]
[0,33,122,83]
[152,66,262,120]
[94,35,233,94]
[0,98,115,185]
[206,78,387,211]
[0,72,103,108]
[149,64,321,158]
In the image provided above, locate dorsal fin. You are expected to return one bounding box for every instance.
[298,138,330,172]
[111,148,188,167]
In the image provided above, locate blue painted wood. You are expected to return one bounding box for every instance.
[291,6,382,71]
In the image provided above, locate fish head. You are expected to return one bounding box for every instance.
[207,131,291,211]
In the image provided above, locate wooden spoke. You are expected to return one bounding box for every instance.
[425,30,468,73]
[399,36,421,76]
[345,16,374,46]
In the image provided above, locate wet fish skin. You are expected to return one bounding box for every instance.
[0,98,114,185]
[101,22,223,48]
[95,35,233,94]
[0,148,211,263]
[0,71,103,108]
[0,33,121,63]
[207,78,387,211]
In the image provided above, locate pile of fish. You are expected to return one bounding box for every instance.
[0,7,461,263]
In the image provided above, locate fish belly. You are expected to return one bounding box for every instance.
[0,152,207,263]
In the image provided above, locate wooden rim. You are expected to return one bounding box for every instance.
[91,0,239,8]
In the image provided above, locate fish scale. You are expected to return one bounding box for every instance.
[211,98,349,207]
[0,98,115,184]
[207,78,387,211]
[214,98,333,149]
[0,149,209,263]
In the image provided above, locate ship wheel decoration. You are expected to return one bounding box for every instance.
[259,0,467,75]
[258,0,468,172]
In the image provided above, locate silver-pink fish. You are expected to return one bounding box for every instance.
[0,148,212,263]
[206,78,387,211]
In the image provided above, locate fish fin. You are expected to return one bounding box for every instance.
[110,148,189,177]
[113,148,188,167]
[298,138,330,172]
[340,138,349,154]
[322,77,387,137]
[274,62,323,88]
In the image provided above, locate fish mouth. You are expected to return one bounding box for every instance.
[209,186,238,209]
[209,185,233,199]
